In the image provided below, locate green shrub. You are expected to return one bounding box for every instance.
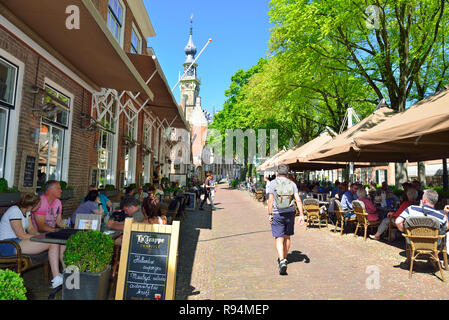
[63,230,114,273]
[0,269,27,300]
[0,178,8,193]
[231,179,239,189]
[104,184,116,191]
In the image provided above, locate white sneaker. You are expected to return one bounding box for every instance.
[51,273,63,288]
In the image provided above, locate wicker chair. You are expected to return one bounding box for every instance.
[333,199,355,235]
[352,200,381,241]
[0,240,50,282]
[303,198,327,229]
[388,217,398,241]
[403,216,446,281]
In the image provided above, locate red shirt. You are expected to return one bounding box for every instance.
[392,201,419,218]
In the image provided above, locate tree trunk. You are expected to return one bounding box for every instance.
[417,162,426,185]
[443,158,448,191]
[395,163,409,188]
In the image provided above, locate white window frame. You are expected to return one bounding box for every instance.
[107,0,126,48]
[42,78,74,183]
[124,105,137,186]
[130,23,142,54]
[0,50,24,185]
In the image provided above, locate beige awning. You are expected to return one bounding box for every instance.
[353,89,449,162]
[126,52,189,130]
[277,132,356,170]
[257,150,286,172]
[308,107,400,162]
[0,0,153,98]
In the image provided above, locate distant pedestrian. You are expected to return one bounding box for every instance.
[267,164,305,275]
[199,173,216,211]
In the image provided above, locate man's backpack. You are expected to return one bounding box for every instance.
[274,178,295,209]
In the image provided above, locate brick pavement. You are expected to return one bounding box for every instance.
[176,184,449,300]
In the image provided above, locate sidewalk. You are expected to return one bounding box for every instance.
[176,184,449,300]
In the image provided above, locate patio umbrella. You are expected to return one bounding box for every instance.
[307,107,400,162]
[277,132,346,170]
[349,89,449,163]
[257,149,286,172]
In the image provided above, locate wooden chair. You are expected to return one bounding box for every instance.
[0,240,50,283]
[388,217,398,241]
[166,200,180,225]
[303,199,328,229]
[403,216,446,281]
[352,200,381,241]
[255,190,264,202]
[333,199,355,235]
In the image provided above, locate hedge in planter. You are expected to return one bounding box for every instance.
[62,230,114,300]
[63,230,114,273]
[0,269,27,300]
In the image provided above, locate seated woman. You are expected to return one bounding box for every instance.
[0,193,64,288]
[369,188,419,240]
[356,189,379,222]
[71,190,103,226]
[142,196,167,225]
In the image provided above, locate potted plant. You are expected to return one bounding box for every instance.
[101,184,118,198]
[59,181,74,200]
[0,269,27,300]
[62,230,114,300]
[0,178,21,207]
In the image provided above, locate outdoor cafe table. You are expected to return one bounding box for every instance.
[30,229,123,245]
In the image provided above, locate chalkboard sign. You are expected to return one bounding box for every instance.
[90,168,98,187]
[184,192,196,211]
[115,219,180,300]
[24,155,36,187]
[18,151,38,192]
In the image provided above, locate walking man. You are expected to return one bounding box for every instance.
[199,173,216,211]
[267,164,305,275]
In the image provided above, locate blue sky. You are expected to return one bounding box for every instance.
[143,0,273,115]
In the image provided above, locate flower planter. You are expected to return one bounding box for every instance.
[101,190,118,199]
[62,264,111,300]
[60,189,74,200]
[0,192,21,207]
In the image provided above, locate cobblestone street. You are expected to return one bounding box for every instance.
[175,184,449,300]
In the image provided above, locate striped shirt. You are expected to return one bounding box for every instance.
[398,205,448,230]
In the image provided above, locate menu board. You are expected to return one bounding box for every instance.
[123,231,170,300]
[23,155,36,187]
[115,219,180,300]
[184,192,196,211]
[18,151,38,192]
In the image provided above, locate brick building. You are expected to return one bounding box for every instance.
[0,0,188,216]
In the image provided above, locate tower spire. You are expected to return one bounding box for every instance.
[184,14,197,64]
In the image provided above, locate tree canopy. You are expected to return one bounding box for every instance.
[210,0,449,163]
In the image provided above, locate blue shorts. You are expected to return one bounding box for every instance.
[271,211,295,238]
[0,238,20,256]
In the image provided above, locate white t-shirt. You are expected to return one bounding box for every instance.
[0,206,31,240]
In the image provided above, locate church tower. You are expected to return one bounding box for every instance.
[179,16,201,123]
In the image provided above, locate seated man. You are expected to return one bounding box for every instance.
[341,182,361,218]
[370,187,419,240]
[107,197,145,231]
[395,189,449,234]
[33,180,64,232]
